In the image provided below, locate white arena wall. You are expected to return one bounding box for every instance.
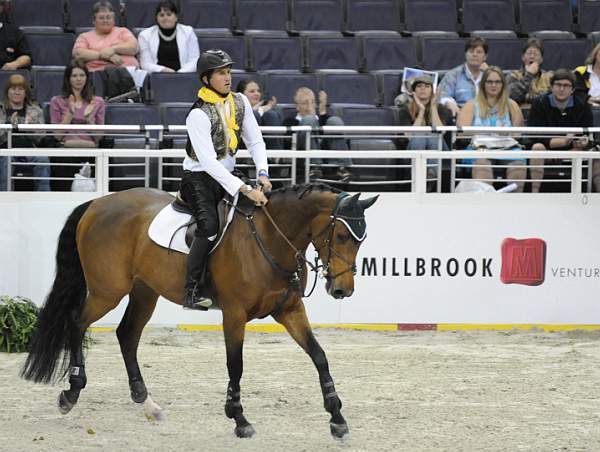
[1,191,599,327]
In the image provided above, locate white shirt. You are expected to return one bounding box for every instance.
[183,94,268,196]
[138,24,200,73]
[587,65,600,98]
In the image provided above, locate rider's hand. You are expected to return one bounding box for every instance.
[258,175,272,192]
[246,188,268,206]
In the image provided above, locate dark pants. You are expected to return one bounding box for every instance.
[179,170,224,239]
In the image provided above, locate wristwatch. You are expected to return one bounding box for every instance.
[240,184,253,195]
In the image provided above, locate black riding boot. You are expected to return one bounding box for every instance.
[183,237,213,310]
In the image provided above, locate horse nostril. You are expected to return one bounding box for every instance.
[333,289,346,299]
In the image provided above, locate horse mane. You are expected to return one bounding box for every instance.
[266,183,342,201]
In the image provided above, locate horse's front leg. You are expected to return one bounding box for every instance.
[273,300,349,440]
[222,310,255,438]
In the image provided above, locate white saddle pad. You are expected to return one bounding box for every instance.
[148,194,238,255]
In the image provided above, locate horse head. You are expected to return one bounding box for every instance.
[311,192,379,300]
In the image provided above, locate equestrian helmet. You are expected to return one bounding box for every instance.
[196,49,234,79]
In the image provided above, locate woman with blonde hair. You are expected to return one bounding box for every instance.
[574,42,600,105]
[458,66,526,191]
[0,74,49,191]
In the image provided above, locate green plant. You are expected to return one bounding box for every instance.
[0,295,39,353]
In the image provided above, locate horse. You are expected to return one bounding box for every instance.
[21,184,378,439]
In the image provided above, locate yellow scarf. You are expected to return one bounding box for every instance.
[197,86,239,152]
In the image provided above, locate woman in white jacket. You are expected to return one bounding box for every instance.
[138,1,200,73]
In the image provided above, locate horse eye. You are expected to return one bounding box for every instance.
[336,233,349,243]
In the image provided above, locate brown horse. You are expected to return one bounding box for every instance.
[21,184,378,439]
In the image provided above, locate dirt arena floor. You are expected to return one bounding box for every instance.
[2,328,600,451]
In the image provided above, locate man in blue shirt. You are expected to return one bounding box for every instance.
[438,37,489,117]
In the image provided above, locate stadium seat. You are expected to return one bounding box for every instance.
[105,103,160,128]
[403,0,458,33]
[262,71,319,104]
[196,34,246,70]
[578,0,600,34]
[359,35,418,71]
[540,39,590,70]
[148,72,198,103]
[32,66,65,104]
[485,38,525,71]
[248,36,302,71]
[67,0,122,29]
[319,72,379,105]
[305,35,359,71]
[344,0,402,33]
[379,72,403,106]
[10,0,65,29]
[421,37,466,70]
[24,31,75,67]
[180,0,233,31]
[462,0,516,33]
[161,102,191,151]
[290,0,343,33]
[234,0,288,32]
[518,0,572,33]
[123,0,160,28]
[338,105,396,125]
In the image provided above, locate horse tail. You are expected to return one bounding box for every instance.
[21,200,93,384]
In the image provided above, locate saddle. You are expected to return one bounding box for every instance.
[170,192,235,252]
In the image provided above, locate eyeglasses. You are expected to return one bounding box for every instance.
[485,80,503,85]
[553,82,573,89]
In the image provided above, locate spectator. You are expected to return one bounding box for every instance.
[236,79,282,149]
[0,1,31,70]
[396,75,453,151]
[0,74,49,191]
[438,37,489,117]
[282,87,352,181]
[138,1,200,74]
[528,69,594,193]
[458,66,526,192]
[73,0,139,73]
[574,43,600,106]
[50,62,106,148]
[508,38,552,107]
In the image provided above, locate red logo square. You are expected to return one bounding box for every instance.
[500,238,546,286]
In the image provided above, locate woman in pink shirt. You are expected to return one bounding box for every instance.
[73,0,139,72]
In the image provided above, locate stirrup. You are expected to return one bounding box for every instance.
[183,286,213,310]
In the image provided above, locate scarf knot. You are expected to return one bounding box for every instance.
[198,86,239,152]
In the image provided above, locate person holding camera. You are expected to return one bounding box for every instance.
[527,69,594,193]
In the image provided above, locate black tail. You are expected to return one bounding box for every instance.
[21,200,93,383]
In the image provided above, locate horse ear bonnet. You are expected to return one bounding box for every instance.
[334,193,368,241]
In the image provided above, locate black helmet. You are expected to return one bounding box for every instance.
[196,49,234,79]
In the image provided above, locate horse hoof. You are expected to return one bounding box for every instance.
[143,396,165,422]
[330,422,350,440]
[234,424,256,438]
[57,391,74,415]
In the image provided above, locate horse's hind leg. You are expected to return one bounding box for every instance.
[58,293,122,415]
[273,300,349,440]
[116,279,164,421]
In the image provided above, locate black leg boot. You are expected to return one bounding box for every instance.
[183,237,213,310]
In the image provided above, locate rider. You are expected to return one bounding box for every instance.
[180,49,271,310]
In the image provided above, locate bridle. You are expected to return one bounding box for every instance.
[231,199,361,298]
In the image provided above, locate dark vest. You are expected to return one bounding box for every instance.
[185,93,245,161]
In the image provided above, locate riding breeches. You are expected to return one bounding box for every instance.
[179,170,225,239]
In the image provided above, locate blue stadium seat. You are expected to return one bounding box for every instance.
[10,0,65,28]
[320,72,379,105]
[234,0,288,32]
[359,35,418,71]
[540,39,590,70]
[123,0,159,28]
[290,0,343,33]
[518,0,572,33]
[462,0,516,32]
[24,31,75,67]
[421,37,466,70]
[262,72,319,104]
[149,72,199,103]
[67,0,122,29]
[105,103,160,126]
[379,72,403,106]
[161,102,190,126]
[486,38,525,71]
[180,0,233,31]
[196,34,247,70]
[248,36,302,71]
[305,35,359,71]
[578,0,600,34]
[32,67,65,104]
[338,105,396,125]
[344,0,402,33]
[403,0,458,32]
